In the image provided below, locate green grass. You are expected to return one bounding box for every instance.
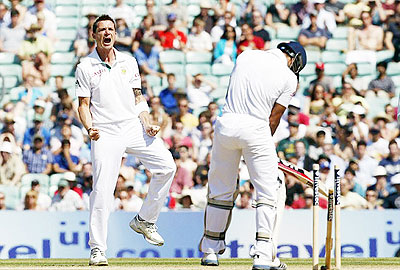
[0,258,399,267]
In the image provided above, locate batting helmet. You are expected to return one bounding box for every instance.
[277,41,307,77]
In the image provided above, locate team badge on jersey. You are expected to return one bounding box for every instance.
[121,66,127,75]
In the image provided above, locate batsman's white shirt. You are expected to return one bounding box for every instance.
[75,49,141,124]
[201,49,297,260]
[223,49,297,121]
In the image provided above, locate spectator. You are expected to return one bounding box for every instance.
[22,51,51,87]
[302,0,336,36]
[50,88,72,123]
[27,98,51,129]
[277,122,308,159]
[266,0,290,29]
[191,110,212,142]
[176,97,199,132]
[290,0,315,27]
[367,61,396,99]
[292,187,313,209]
[346,106,369,142]
[285,171,305,207]
[373,112,396,142]
[170,151,193,196]
[24,190,39,210]
[157,0,188,30]
[35,11,56,42]
[332,83,368,120]
[355,140,378,188]
[298,11,330,50]
[0,3,9,28]
[343,167,364,196]
[192,121,213,164]
[0,141,25,186]
[158,13,187,50]
[0,9,26,54]
[0,192,6,210]
[237,191,252,209]
[177,190,195,210]
[18,23,53,62]
[251,10,271,50]
[378,140,400,185]
[382,173,400,209]
[304,83,331,124]
[74,9,97,58]
[149,96,171,139]
[165,121,193,151]
[240,0,266,25]
[306,62,335,97]
[114,16,132,53]
[287,96,310,126]
[368,166,390,199]
[78,162,93,198]
[295,140,314,171]
[116,188,143,212]
[178,145,197,177]
[237,23,264,54]
[367,127,389,160]
[214,0,237,22]
[333,124,356,162]
[51,114,84,153]
[4,0,27,27]
[343,0,370,27]
[186,73,217,110]
[132,15,160,52]
[365,189,383,209]
[206,101,220,125]
[1,113,25,147]
[325,0,345,24]
[385,13,400,62]
[347,11,384,65]
[159,73,182,115]
[341,63,369,95]
[108,0,135,27]
[50,179,84,211]
[26,0,57,42]
[187,18,213,52]
[53,139,81,174]
[213,25,237,64]
[322,143,347,173]
[194,0,216,33]
[22,135,53,174]
[119,154,136,183]
[210,11,241,46]
[29,179,51,210]
[135,37,165,78]
[340,177,368,209]
[23,113,51,149]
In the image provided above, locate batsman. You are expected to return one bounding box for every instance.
[199,42,307,270]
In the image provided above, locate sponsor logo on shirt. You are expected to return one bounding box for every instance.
[75,80,80,88]
[91,68,107,78]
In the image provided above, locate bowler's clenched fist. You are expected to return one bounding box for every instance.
[146,125,160,137]
[88,127,100,141]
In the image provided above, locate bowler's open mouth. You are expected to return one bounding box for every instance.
[104,37,112,44]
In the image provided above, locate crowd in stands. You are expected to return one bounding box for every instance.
[0,0,400,212]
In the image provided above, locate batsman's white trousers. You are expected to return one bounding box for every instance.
[89,118,176,251]
[201,113,278,259]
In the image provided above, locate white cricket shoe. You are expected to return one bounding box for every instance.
[201,253,219,266]
[89,248,108,266]
[129,215,164,246]
[252,255,287,270]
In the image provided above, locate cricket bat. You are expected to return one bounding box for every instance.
[278,158,329,197]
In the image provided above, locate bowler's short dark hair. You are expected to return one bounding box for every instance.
[92,14,116,33]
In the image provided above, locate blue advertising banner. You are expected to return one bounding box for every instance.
[0,209,399,259]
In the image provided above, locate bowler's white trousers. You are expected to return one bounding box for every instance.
[200,113,279,260]
[89,118,176,251]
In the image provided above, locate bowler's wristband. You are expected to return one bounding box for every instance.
[136,101,150,114]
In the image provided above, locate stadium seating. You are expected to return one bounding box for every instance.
[211,63,234,76]
[186,64,211,75]
[185,51,212,64]
[159,50,185,64]
[0,185,19,210]
[325,39,348,52]
[21,174,50,188]
[387,62,400,76]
